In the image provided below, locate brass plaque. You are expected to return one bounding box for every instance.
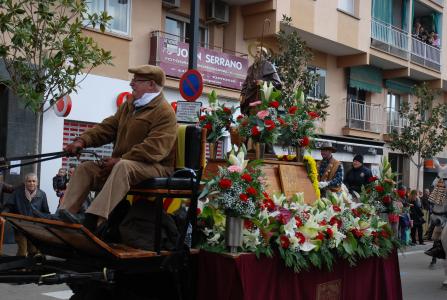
[279,164,317,204]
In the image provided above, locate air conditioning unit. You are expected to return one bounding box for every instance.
[207,0,229,24]
[162,0,180,9]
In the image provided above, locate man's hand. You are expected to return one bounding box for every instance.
[318,181,329,189]
[99,157,121,176]
[64,139,85,157]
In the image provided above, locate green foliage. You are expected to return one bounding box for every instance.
[389,82,447,189]
[272,15,329,120]
[0,0,113,112]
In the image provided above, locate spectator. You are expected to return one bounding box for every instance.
[317,142,343,196]
[52,168,68,195]
[3,173,49,256]
[432,32,441,48]
[413,19,422,37]
[343,154,372,199]
[409,190,425,245]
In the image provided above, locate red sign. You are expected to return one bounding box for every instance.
[53,95,72,117]
[151,36,248,90]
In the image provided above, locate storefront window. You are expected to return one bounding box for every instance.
[86,0,131,36]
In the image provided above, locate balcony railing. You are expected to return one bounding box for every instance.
[386,108,408,134]
[346,99,382,133]
[411,37,441,70]
[371,18,409,58]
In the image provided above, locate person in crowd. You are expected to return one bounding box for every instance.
[432,32,441,48]
[240,46,281,115]
[48,65,177,234]
[317,142,343,196]
[53,167,68,207]
[3,173,49,256]
[413,19,422,37]
[409,190,425,245]
[343,154,372,199]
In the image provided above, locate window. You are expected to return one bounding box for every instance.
[386,92,402,133]
[338,0,355,15]
[165,17,208,47]
[86,0,131,36]
[307,67,326,100]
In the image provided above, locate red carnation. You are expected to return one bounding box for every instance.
[218,178,232,189]
[262,198,275,211]
[375,185,385,193]
[351,208,361,218]
[236,114,244,121]
[397,189,406,198]
[244,219,254,230]
[241,173,253,182]
[295,216,303,227]
[269,101,280,108]
[223,107,232,114]
[251,126,261,136]
[262,192,270,199]
[352,228,363,238]
[316,232,324,240]
[372,231,379,238]
[330,216,342,228]
[299,136,310,147]
[308,111,319,119]
[246,186,257,196]
[277,117,286,125]
[295,232,306,244]
[326,228,334,238]
[239,194,249,202]
[381,230,389,238]
[319,220,327,226]
[288,106,298,114]
[264,119,276,131]
[199,115,207,121]
[382,195,392,204]
[280,235,290,249]
[332,205,341,212]
[368,176,378,183]
[204,123,212,130]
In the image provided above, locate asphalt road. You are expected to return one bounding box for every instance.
[0,243,446,299]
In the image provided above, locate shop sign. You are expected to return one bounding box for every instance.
[176,101,202,123]
[153,36,248,90]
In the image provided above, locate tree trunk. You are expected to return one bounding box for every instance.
[32,111,42,176]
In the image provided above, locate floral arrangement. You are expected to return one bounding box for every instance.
[198,191,397,272]
[359,158,399,217]
[236,82,282,145]
[277,89,320,148]
[303,155,320,199]
[198,90,236,143]
[199,145,266,217]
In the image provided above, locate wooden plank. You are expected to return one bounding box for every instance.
[260,164,282,196]
[279,165,317,204]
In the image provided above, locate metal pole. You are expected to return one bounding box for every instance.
[188,0,200,70]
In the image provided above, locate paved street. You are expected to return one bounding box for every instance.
[1,243,447,299]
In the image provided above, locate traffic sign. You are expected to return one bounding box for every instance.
[179,69,203,102]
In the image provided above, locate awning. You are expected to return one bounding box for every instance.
[349,66,383,93]
[314,138,384,156]
[385,79,416,94]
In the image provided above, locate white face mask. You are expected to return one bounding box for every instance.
[133,92,161,108]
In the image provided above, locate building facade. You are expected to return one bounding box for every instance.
[2,0,446,211]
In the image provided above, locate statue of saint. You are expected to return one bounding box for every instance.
[240,46,281,115]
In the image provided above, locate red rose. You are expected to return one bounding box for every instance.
[223,107,232,114]
[351,209,361,218]
[382,195,392,204]
[332,205,341,212]
[299,136,310,147]
[319,220,327,226]
[381,230,389,238]
[246,186,257,196]
[262,192,270,199]
[262,198,275,211]
[368,176,378,183]
[316,232,324,241]
[264,119,275,131]
[326,228,334,238]
[329,216,342,228]
[375,185,385,193]
[269,101,280,108]
[288,106,298,114]
[241,173,253,182]
[277,117,285,125]
[278,214,289,225]
[280,235,290,249]
[204,123,212,130]
[397,189,406,198]
[352,228,363,238]
[244,219,254,229]
[371,231,379,238]
[308,111,319,119]
[237,114,244,121]
[251,126,261,136]
[199,115,207,121]
[295,216,303,227]
[218,178,232,189]
[295,232,306,244]
[196,208,201,215]
[239,194,249,202]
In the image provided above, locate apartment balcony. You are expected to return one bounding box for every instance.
[371,18,409,59]
[383,109,409,141]
[411,37,441,71]
[343,99,383,139]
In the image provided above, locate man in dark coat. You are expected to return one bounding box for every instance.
[344,154,372,197]
[3,173,49,256]
[240,46,281,114]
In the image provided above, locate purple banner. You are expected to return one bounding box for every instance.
[153,37,248,90]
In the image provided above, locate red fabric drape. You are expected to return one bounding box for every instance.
[197,250,402,300]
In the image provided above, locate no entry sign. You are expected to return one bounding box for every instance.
[179,69,203,102]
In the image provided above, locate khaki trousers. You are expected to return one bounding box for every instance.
[14,230,37,257]
[61,160,171,219]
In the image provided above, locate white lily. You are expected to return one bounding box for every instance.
[283,218,297,237]
[262,81,274,101]
[300,241,317,252]
[272,194,286,206]
[207,232,221,245]
[228,146,248,169]
[243,228,261,249]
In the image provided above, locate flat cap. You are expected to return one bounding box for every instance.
[128,64,166,86]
